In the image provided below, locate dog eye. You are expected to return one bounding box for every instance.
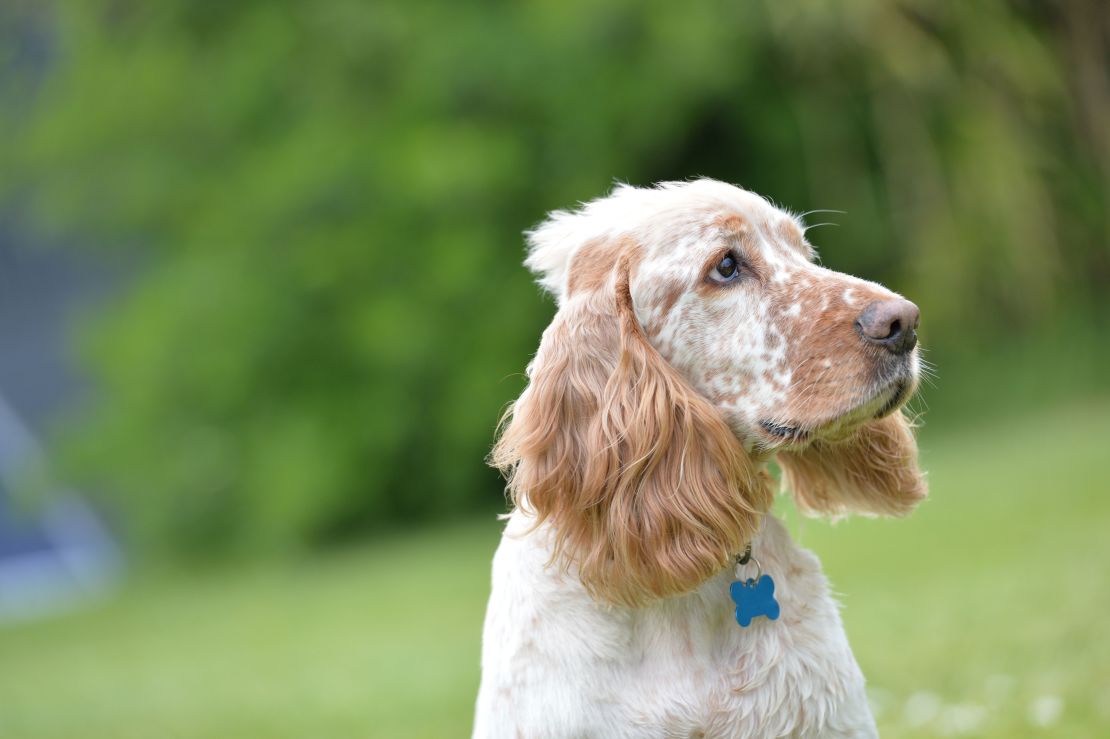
[712,254,742,283]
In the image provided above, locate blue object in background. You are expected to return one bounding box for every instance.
[0,231,122,622]
[0,396,121,622]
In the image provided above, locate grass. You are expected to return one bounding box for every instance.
[1,398,1108,738]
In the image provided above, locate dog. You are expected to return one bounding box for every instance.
[474,179,926,738]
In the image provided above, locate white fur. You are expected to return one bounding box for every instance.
[474,513,876,738]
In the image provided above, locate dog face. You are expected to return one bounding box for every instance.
[620,188,921,450]
[495,180,927,606]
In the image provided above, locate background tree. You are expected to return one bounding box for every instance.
[1,0,1106,556]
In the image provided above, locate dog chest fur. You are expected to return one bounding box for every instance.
[473,514,878,738]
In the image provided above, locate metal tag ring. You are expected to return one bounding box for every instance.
[744,555,764,583]
[735,546,763,583]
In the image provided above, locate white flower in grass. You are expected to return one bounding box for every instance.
[937,703,988,736]
[1028,695,1063,728]
[904,691,941,728]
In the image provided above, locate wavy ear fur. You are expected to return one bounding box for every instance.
[777,412,927,518]
[492,256,770,606]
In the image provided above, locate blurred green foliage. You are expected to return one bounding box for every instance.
[0,1,1106,556]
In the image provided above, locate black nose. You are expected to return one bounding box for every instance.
[855,299,920,355]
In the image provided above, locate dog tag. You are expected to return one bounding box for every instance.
[730,575,780,627]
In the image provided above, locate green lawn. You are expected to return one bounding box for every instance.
[2,399,1108,738]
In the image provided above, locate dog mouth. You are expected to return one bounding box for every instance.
[872,378,911,419]
[758,420,811,443]
[757,376,914,447]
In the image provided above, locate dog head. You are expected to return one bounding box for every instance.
[493,180,927,605]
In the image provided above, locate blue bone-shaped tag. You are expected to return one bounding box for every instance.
[730,575,780,627]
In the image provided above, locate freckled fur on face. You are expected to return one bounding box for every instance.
[613,195,916,448]
[773,217,810,258]
[529,181,921,447]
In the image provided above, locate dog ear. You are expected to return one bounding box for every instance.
[492,252,771,606]
[776,412,927,518]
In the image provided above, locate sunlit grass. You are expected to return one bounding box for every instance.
[1,398,1107,738]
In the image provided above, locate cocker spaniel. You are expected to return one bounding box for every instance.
[475,179,926,738]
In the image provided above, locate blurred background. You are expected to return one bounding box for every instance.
[0,1,1107,737]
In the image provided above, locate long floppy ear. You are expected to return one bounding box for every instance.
[492,253,771,606]
[776,411,927,518]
